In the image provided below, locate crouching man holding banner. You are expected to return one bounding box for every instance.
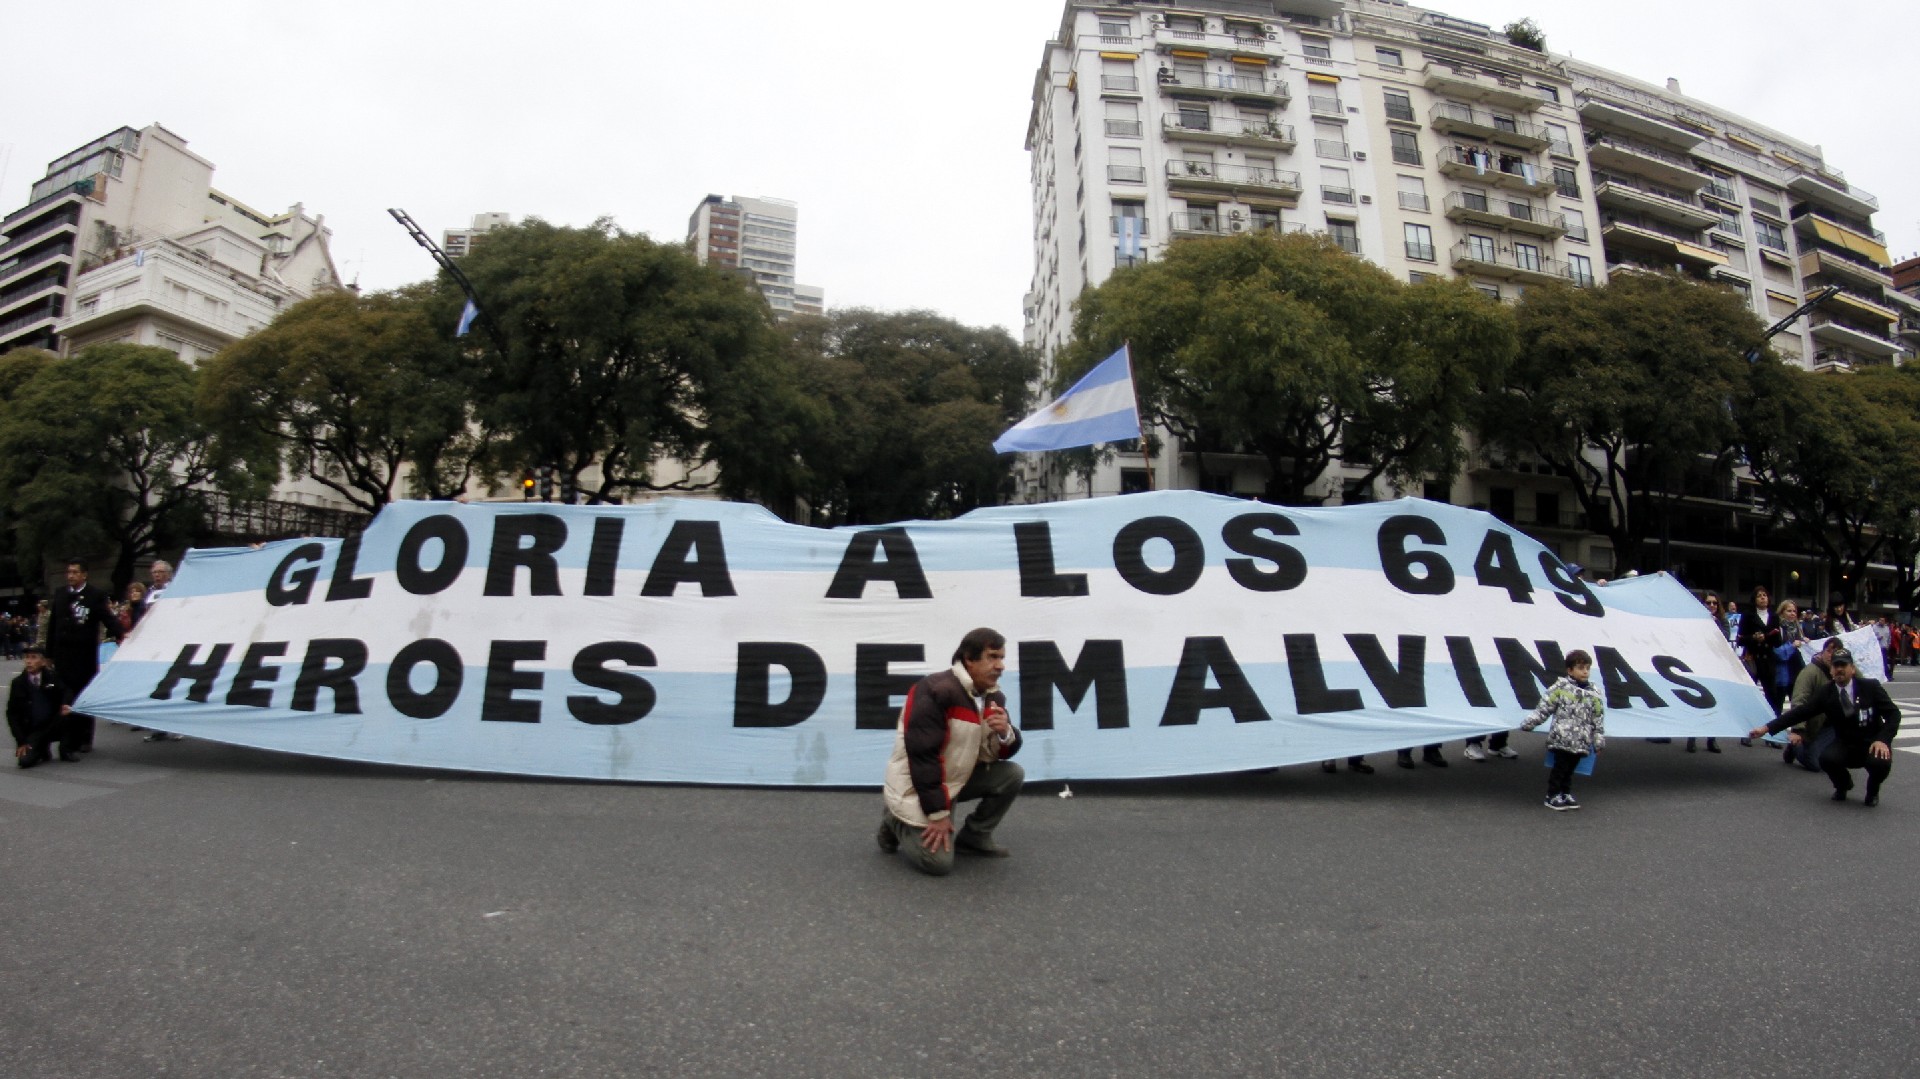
[878,629,1024,875]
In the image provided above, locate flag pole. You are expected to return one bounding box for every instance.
[1126,340,1155,491]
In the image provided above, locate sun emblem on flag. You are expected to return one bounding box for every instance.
[1050,401,1071,418]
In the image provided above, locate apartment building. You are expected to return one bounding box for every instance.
[686,194,823,318]
[1023,0,1897,595]
[443,212,513,258]
[0,125,340,359]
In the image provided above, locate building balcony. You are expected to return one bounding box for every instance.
[1799,249,1893,291]
[0,210,80,259]
[1,184,90,232]
[1809,316,1900,359]
[1164,160,1302,197]
[1601,219,1727,272]
[1157,68,1289,103]
[1793,211,1890,269]
[1787,170,1879,220]
[1169,210,1229,237]
[0,303,60,347]
[58,276,268,345]
[1443,192,1568,237]
[1421,62,1541,111]
[1574,94,1705,149]
[1160,114,1296,149]
[1152,25,1278,57]
[0,274,66,319]
[0,242,75,289]
[1585,133,1708,190]
[1450,241,1570,285]
[1813,285,1898,326]
[1436,148,1554,194]
[1427,103,1549,150]
[1593,178,1719,230]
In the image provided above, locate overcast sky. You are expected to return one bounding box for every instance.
[3,0,1912,336]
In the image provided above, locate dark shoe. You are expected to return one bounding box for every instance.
[17,751,38,769]
[59,751,80,762]
[1423,752,1449,768]
[1396,756,1415,769]
[1832,789,1849,802]
[1350,761,1375,775]
[954,832,1011,858]
[1783,747,1796,765]
[77,744,92,753]
[1706,743,1722,754]
[1686,740,1698,753]
[876,818,899,854]
[1863,792,1879,808]
[1740,737,1752,747]
[1321,760,1337,773]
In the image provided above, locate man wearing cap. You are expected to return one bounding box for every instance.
[8,647,75,766]
[1751,648,1899,806]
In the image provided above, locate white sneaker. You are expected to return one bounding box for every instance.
[1463,743,1488,762]
[1495,745,1520,759]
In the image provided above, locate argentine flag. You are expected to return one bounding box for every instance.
[455,299,479,338]
[993,345,1142,454]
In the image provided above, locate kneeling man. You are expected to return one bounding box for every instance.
[1751,648,1899,806]
[878,628,1024,875]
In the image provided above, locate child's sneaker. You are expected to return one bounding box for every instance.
[1463,743,1488,762]
[1495,745,1520,759]
[1545,794,1571,810]
[1561,794,1581,810]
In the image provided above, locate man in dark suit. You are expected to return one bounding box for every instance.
[39,558,121,752]
[8,646,74,766]
[1751,648,1900,806]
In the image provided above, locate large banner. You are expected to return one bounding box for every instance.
[79,493,1766,784]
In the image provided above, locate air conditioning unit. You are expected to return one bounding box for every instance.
[1353,151,1367,160]
[1360,195,1373,204]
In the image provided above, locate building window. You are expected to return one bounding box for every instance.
[1177,102,1211,131]
[1754,218,1788,252]
[1249,206,1282,233]
[1567,253,1595,287]
[1477,284,1502,301]
[1383,88,1415,123]
[1327,219,1360,253]
[1321,165,1354,205]
[1301,35,1332,60]
[1553,166,1580,199]
[1101,59,1138,94]
[1099,18,1130,42]
[1397,174,1429,212]
[1467,234,1496,262]
[1390,129,1422,166]
[1424,480,1451,503]
[1376,46,1404,68]
[1409,270,1434,284]
[1544,122,1573,157]
[1315,121,1350,159]
[1404,222,1436,262]
[1104,100,1142,138]
[1714,209,1743,236]
[1562,207,1587,242]
[1535,491,1561,527]
[1108,146,1145,183]
[1513,241,1542,272]
[1534,83,1560,103]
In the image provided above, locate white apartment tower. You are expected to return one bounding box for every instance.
[0,124,341,360]
[1024,0,1894,513]
[443,212,513,258]
[686,194,823,317]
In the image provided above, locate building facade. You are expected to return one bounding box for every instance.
[1021,0,1898,597]
[0,125,340,358]
[686,194,822,317]
[442,212,513,258]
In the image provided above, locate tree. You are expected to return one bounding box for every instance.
[0,344,253,591]
[199,286,489,513]
[785,309,1036,524]
[1504,18,1546,52]
[1484,272,1762,573]
[1055,231,1514,504]
[454,219,806,506]
[1740,361,1920,605]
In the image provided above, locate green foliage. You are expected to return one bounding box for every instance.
[0,344,242,590]
[786,309,1036,524]
[1056,231,1514,504]
[199,286,487,512]
[1487,272,1762,570]
[454,219,801,506]
[1504,18,1546,52]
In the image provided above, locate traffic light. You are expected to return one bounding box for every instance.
[560,473,578,505]
[521,473,536,500]
[536,466,552,502]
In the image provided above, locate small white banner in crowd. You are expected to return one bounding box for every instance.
[79,493,1767,784]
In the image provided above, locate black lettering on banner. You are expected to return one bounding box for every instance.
[481,640,546,723]
[1445,636,1497,708]
[396,515,470,595]
[569,642,658,725]
[734,642,827,727]
[291,638,368,714]
[584,517,625,597]
[1378,515,1455,596]
[1653,656,1716,708]
[1284,634,1364,714]
[1017,640,1128,730]
[825,528,932,600]
[1114,516,1205,596]
[386,638,464,719]
[1472,530,1534,604]
[324,533,376,602]
[1163,637,1270,724]
[1594,646,1668,710]
[1221,512,1308,592]
[225,642,289,709]
[1345,634,1427,708]
[1494,638,1566,709]
[1015,522,1089,598]
[150,643,232,703]
[266,543,327,606]
[642,521,738,597]
[484,514,567,597]
[856,644,925,730]
[1539,552,1604,618]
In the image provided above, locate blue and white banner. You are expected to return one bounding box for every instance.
[992,345,1142,454]
[79,493,1766,785]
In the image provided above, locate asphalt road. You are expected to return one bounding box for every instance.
[3,658,1917,1078]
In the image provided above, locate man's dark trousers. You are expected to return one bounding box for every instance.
[885,760,1025,876]
[1819,739,1891,797]
[49,647,100,748]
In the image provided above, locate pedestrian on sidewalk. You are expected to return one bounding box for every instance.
[1520,649,1605,811]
